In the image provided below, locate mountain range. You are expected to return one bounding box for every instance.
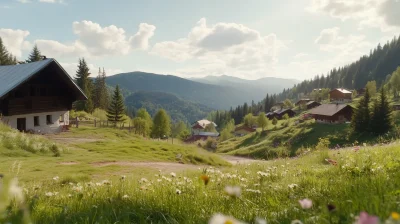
[105,72,297,122]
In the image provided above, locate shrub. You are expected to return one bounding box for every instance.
[92,108,108,121]
[205,137,217,151]
[315,137,330,150]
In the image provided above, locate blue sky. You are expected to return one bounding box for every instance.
[0,0,399,80]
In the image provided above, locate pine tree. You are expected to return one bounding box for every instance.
[75,58,93,112]
[370,88,393,134]
[0,37,17,65]
[26,44,42,63]
[351,90,371,133]
[107,85,125,124]
[151,109,171,138]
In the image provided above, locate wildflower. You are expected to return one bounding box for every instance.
[102,180,111,185]
[120,175,126,180]
[8,178,24,202]
[298,199,312,209]
[291,220,303,224]
[245,189,261,194]
[122,194,129,199]
[224,186,241,198]
[53,176,59,181]
[208,213,244,224]
[176,189,181,194]
[170,172,176,178]
[200,174,210,186]
[72,186,83,192]
[391,212,400,221]
[325,159,338,166]
[45,192,54,197]
[255,218,267,224]
[354,146,360,152]
[355,212,379,224]
[140,178,148,183]
[288,184,298,189]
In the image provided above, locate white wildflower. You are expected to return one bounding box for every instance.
[176,189,181,194]
[208,213,245,224]
[8,178,24,202]
[122,194,129,199]
[170,172,176,178]
[224,186,241,198]
[298,198,313,209]
[53,176,59,181]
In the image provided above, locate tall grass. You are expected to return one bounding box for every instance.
[2,143,400,223]
[0,123,65,157]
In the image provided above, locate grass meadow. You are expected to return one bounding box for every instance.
[3,142,400,223]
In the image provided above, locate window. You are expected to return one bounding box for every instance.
[34,116,40,126]
[46,115,53,125]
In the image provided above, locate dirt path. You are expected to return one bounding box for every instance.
[220,155,264,165]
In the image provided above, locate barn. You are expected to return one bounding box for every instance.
[0,59,87,133]
[309,104,353,124]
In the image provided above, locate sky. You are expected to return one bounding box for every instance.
[0,0,399,80]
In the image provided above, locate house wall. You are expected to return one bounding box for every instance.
[329,90,352,103]
[1,110,69,134]
[313,107,353,124]
[192,128,204,135]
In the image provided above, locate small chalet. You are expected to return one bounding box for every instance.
[234,125,256,136]
[295,99,312,106]
[309,104,353,124]
[329,88,352,103]
[191,119,217,135]
[266,108,296,120]
[306,101,321,110]
[0,59,87,133]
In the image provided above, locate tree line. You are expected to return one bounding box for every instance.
[277,35,400,101]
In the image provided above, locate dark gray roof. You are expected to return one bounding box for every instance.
[0,59,87,99]
[309,104,351,116]
[306,101,320,106]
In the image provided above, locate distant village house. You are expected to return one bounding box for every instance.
[295,99,312,106]
[266,108,296,120]
[234,125,256,137]
[306,101,321,110]
[329,88,352,103]
[191,119,217,135]
[309,104,353,124]
[0,59,87,133]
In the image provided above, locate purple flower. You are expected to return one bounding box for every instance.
[356,212,379,224]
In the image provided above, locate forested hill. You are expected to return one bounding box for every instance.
[278,35,400,101]
[105,72,255,110]
[124,91,212,123]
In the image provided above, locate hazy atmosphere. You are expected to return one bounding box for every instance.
[1,0,399,79]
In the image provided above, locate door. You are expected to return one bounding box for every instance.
[17,118,26,132]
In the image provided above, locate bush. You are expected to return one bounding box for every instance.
[92,108,108,121]
[205,137,217,151]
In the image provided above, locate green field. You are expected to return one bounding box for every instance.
[2,119,400,223]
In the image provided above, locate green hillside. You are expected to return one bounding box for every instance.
[105,72,281,110]
[125,91,212,123]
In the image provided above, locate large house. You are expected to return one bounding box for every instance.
[309,104,353,124]
[191,119,217,135]
[0,59,87,133]
[329,88,352,103]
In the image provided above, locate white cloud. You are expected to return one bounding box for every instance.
[129,23,156,50]
[36,20,156,58]
[39,0,64,3]
[294,53,309,59]
[16,0,31,3]
[60,62,123,78]
[315,27,372,53]
[151,18,286,79]
[307,0,400,31]
[0,28,30,57]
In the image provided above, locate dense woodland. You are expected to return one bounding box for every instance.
[277,35,400,101]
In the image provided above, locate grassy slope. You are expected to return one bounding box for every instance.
[3,142,400,223]
[218,111,400,159]
[0,124,229,182]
